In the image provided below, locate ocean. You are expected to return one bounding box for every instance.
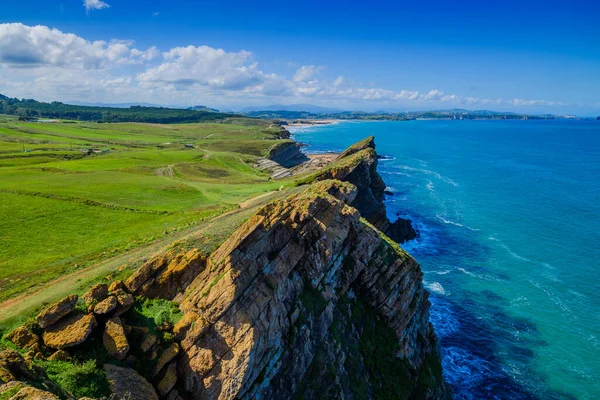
[289,120,600,399]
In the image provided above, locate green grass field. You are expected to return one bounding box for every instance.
[0,119,296,303]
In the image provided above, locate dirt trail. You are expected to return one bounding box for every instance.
[0,190,280,325]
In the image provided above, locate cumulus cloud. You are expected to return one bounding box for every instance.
[84,0,110,12]
[0,23,588,111]
[0,24,157,69]
[137,46,268,91]
[292,65,323,82]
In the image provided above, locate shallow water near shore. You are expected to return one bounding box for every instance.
[290,120,600,399]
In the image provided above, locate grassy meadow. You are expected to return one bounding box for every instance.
[0,118,296,304]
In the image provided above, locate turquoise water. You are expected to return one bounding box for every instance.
[290,120,600,399]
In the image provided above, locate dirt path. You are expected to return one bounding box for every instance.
[0,190,281,325]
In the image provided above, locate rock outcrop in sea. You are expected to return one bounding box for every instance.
[0,137,449,399]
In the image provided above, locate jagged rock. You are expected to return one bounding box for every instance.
[93,296,117,315]
[309,137,390,232]
[82,283,109,306]
[47,350,70,361]
[103,318,129,360]
[155,362,177,397]
[125,248,207,300]
[153,343,179,377]
[387,217,418,244]
[108,280,126,293]
[6,327,39,349]
[266,141,309,168]
[103,364,158,400]
[140,333,157,353]
[113,292,135,317]
[36,295,78,329]
[175,176,448,399]
[7,385,57,399]
[42,313,96,349]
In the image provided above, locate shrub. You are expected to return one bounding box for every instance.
[42,360,110,398]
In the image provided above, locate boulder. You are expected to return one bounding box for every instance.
[140,333,157,353]
[82,283,109,306]
[93,296,117,315]
[153,343,179,377]
[113,292,135,317]
[103,318,129,360]
[103,364,158,400]
[6,326,39,349]
[42,313,96,349]
[108,280,126,293]
[155,362,177,397]
[36,295,78,329]
[47,350,70,362]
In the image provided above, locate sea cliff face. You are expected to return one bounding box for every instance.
[174,179,448,399]
[1,137,449,400]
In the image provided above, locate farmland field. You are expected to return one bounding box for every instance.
[0,118,296,305]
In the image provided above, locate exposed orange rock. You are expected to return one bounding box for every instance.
[103,317,129,360]
[42,313,96,349]
[36,294,78,329]
[6,327,39,349]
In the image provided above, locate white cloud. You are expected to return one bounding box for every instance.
[84,0,110,12]
[0,23,591,111]
[137,46,266,90]
[0,24,157,69]
[292,65,323,82]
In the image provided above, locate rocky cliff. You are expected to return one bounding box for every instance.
[301,136,417,243]
[174,179,448,399]
[1,137,448,400]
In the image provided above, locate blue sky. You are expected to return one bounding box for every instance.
[0,0,599,115]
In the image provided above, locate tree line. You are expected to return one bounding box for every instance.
[0,94,236,124]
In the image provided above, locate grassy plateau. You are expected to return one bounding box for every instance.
[0,117,298,312]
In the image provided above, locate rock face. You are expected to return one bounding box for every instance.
[42,313,96,349]
[266,141,309,168]
[103,364,159,400]
[175,178,449,399]
[36,295,78,329]
[308,136,390,232]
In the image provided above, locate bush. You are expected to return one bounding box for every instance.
[129,297,183,330]
[42,360,110,398]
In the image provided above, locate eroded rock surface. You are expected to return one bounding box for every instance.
[42,313,96,349]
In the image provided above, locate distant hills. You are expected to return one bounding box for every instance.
[0,94,235,124]
[1,94,594,123]
[241,107,587,121]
